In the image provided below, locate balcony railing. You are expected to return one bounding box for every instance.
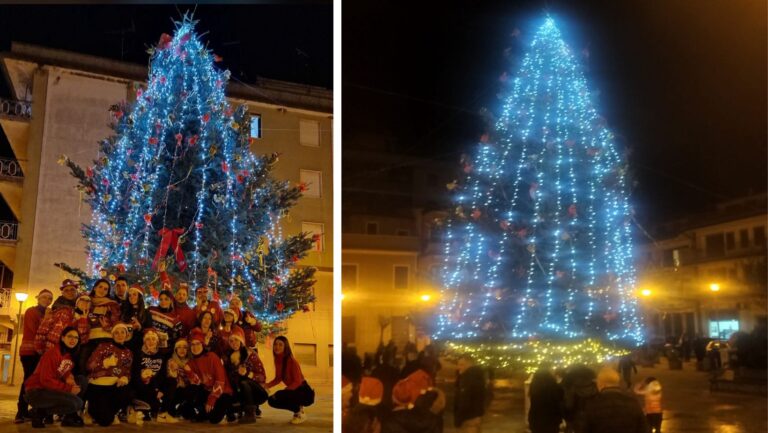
[0,222,18,242]
[0,158,23,181]
[0,288,10,316]
[0,98,31,121]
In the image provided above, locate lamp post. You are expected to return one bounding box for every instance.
[9,291,27,386]
[709,283,720,339]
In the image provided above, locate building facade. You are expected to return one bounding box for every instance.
[0,42,333,384]
[636,195,767,343]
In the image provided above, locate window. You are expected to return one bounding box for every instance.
[328,344,334,367]
[709,319,739,339]
[300,119,320,147]
[705,233,725,258]
[394,266,409,289]
[302,222,324,252]
[725,232,736,250]
[249,114,262,139]
[299,169,322,198]
[740,229,749,248]
[366,222,379,235]
[397,229,410,236]
[293,343,317,366]
[342,264,358,291]
[754,226,766,247]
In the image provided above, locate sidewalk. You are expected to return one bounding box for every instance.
[0,383,333,432]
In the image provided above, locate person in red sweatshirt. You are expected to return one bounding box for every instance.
[78,279,120,375]
[15,289,54,424]
[34,280,80,356]
[192,285,223,326]
[173,284,197,337]
[84,322,133,426]
[24,326,87,428]
[184,328,235,423]
[223,326,267,423]
[267,335,315,424]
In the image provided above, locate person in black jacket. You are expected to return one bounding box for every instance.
[528,368,563,433]
[579,368,648,433]
[454,354,486,433]
[561,365,598,433]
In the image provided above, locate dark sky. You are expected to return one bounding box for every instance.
[343,0,767,222]
[0,4,333,96]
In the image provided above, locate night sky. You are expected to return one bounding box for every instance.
[0,4,333,97]
[343,1,767,223]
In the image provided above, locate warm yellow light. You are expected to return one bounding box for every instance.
[14,292,28,302]
[420,294,431,302]
[709,283,720,292]
[640,289,652,297]
[340,293,345,301]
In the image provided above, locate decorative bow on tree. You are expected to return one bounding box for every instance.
[153,227,187,272]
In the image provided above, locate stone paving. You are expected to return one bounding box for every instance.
[0,383,333,432]
[437,361,767,433]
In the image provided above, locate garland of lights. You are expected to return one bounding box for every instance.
[56,14,317,334]
[436,16,643,361]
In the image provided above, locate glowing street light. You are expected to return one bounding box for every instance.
[640,289,652,297]
[420,294,431,302]
[709,283,720,292]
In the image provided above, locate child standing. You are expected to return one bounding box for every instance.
[634,376,663,433]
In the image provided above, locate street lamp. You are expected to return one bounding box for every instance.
[9,291,27,386]
[640,289,652,297]
[420,294,431,302]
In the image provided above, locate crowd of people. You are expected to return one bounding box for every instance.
[341,341,492,433]
[14,278,315,428]
[342,342,663,433]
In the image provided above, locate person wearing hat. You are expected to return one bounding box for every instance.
[148,290,183,356]
[14,289,54,424]
[382,371,440,433]
[79,279,121,375]
[216,309,243,357]
[223,326,267,423]
[229,295,260,348]
[183,328,236,423]
[84,322,134,426]
[266,335,315,424]
[34,280,90,355]
[343,377,384,433]
[173,284,197,337]
[161,338,193,422]
[192,285,224,327]
[130,328,167,422]
[24,326,88,428]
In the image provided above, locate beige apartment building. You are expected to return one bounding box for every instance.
[636,195,767,343]
[0,42,333,384]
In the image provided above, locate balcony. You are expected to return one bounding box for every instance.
[0,222,18,242]
[0,158,23,182]
[0,99,31,122]
[0,288,10,317]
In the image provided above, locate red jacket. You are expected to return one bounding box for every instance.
[186,351,233,407]
[267,353,305,390]
[174,301,197,337]
[25,345,75,393]
[20,306,47,356]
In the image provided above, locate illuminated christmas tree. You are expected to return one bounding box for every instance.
[436,17,643,365]
[57,15,316,332]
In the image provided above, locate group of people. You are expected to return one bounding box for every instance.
[15,277,315,428]
[341,342,491,433]
[528,361,663,433]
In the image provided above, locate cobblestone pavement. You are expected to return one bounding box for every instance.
[0,383,332,432]
[437,361,767,433]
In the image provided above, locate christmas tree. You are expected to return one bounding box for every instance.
[57,15,317,332]
[436,17,642,367]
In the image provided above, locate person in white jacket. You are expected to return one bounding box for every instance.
[634,377,662,433]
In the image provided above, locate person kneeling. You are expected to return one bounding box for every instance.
[84,322,133,426]
[24,327,87,428]
[224,327,268,423]
[184,329,236,423]
[266,336,315,424]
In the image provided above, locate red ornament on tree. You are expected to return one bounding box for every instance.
[143,213,152,225]
[175,133,183,146]
[202,113,210,123]
[500,220,510,230]
[157,33,172,50]
[298,182,308,192]
[302,305,310,312]
[291,255,299,263]
[221,161,229,173]
[471,209,482,220]
[276,302,285,313]
[213,54,223,62]
[149,137,158,145]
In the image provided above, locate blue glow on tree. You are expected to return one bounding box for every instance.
[57,15,316,332]
[436,17,643,345]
